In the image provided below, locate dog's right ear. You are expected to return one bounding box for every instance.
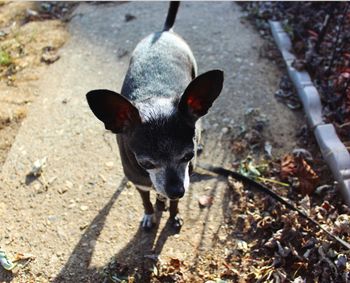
[178,70,224,124]
[86,89,141,133]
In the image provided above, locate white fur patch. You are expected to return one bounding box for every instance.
[148,167,167,197]
[141,213,156,228]
[147,162,190,198]
[184,163,190,191]
[136,184,152,192]
[137,97,175,122]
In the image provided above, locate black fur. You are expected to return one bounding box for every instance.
[86,2,224,230]
[163,2,180,31]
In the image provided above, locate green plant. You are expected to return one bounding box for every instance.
[0,50,12,66]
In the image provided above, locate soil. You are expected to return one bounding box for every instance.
[0,2,70,167]
[0,2,347,283]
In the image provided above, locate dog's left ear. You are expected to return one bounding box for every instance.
[86,89,141,133]
[178,70,224,123]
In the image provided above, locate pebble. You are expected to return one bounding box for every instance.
[80,205,88,211]
[221,127,229,134]
[219,234,227,242]
[34,183,46,194]
[48,215,59,222]
[68,202,76,209]
[0,202,7,214]
[99,174,106,182]
[49,254,59,264]
[105,161,114,168]
[34,183,41,191]
[48,176,57,185]
[65,181,73,189]
[41,51,60,64]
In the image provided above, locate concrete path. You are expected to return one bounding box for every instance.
[0,2,303,282]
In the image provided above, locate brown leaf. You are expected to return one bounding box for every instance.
[169,258,181,270]
[295,156,319,195]
[280,154,297,180]
[232,140,247,154]
[280,154,319,195]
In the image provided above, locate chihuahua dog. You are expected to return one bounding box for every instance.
[86,2,223,230]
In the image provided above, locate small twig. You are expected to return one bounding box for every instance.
[197,163,350,251]
[339,121,350,128]
[256,176,290,187]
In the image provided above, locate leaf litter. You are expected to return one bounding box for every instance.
[240,2,350,151]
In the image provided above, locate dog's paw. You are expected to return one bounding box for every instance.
[168,214,183,232]
[141,213,156,230]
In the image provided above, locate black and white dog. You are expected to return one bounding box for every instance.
[86,2,223,230]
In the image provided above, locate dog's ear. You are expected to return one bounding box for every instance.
[178,70,224,123]
[86,89,141,133]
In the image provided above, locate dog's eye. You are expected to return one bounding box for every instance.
[139,160,156,170]
[181,152,194,162]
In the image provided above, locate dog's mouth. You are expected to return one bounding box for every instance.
[166,189,185,200]
[154,188,185,200]
[168,196,181,201]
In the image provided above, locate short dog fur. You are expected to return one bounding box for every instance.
[86,2,224,230]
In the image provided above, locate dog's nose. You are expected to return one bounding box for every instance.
[167,187,185,200]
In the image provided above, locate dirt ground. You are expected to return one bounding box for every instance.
[0,2,70,166]
[1,2,345,283]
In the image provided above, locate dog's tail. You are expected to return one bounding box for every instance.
[163,1,180,31]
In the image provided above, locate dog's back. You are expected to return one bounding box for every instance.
[121,3,197,102]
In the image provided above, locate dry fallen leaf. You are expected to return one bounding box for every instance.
[280,154,297,180]
[296,156,319,195]
[280,154,319,195]
[169,258,181,270]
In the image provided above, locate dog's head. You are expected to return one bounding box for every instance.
[86,70,223,199]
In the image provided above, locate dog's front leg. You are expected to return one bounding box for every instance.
[169,200,183,231]
[137,188,155,230]
[155,194,168,212]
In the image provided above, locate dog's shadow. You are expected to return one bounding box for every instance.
[52,179,127,282]
[52,177,187,283]
[102,215,181,282]
[100,170,219,282]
